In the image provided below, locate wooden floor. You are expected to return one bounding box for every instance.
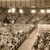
[18,27,38,50]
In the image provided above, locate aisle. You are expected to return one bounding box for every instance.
[18,28,38,50]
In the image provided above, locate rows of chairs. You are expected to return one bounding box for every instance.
[0,13,50,24]
[0,13,35,24]
[0,13,49,24]
[32,31,50,50]
[39,14,50,24]
[0,22,34,50]
[28,13,46,24]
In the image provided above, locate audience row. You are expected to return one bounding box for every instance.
[0,23,34,50]
[32,31,50,50]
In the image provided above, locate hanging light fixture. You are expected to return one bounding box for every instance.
[11,8,16,13]
[19,9,23,14]
[31,6,35,8]
[47,9,50,13]
[31,9,36,13]
[8,9,11,13]
[40,9,45,13]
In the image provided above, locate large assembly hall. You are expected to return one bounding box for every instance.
[0,0,50,50]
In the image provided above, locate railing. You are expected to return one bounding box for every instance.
[10,26,35,50]
[10,35,26,50]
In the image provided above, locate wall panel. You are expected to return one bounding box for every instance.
[2,0,6,7]
[41,0,45,8]
[47,0,50,7]
[31,0,35,6]
[0,0,1,7]
[11,1,15,7]
[36,0,40,7]
[26,1,30,7]
[21,1,25,7]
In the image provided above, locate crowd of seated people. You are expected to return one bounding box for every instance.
[0,24,19,50]
[28,15,37,24]
[0,13,36,24]
[0,13,49,25]
[0,12,36,50]
[15,14,34,24]
[28,13,46,24]
[0,22,34,50]
[32,32,50,50]
[39,14,50,24]
[0,13,18,24]
[0,13,48,25]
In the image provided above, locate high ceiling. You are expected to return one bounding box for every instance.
[0,0,50,8]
